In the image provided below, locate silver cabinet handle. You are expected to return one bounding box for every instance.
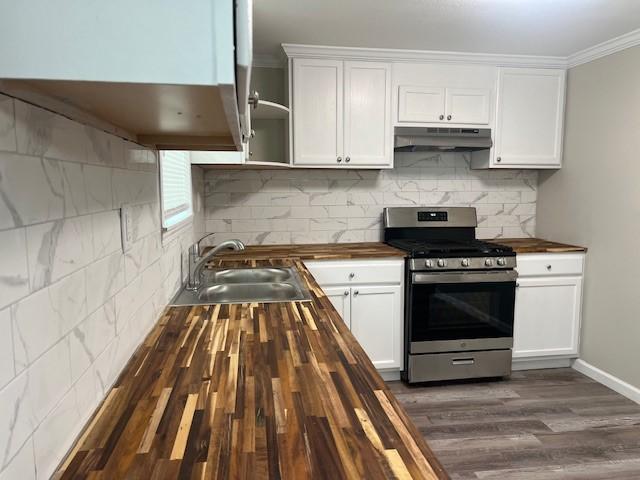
[345,157,351,163]
[353,290,359,296]
[349,272,355,279]
[337,156,342,163]
[343,290,349,296]
[452,357,475,366]
[439,114,444,120]
[447,114,452,121]
[496,156,502,163]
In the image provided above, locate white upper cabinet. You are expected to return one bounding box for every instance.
[290,57,392,168]
[0,0,251,151]
[398,86,490,125]
[492,68,566,168]
[344,61,392,166]
[398,86,446,123]
[445,88,491,125]
[292,58,344,166]
[393,63,496,127]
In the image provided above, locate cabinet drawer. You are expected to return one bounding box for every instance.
[304,259,404,286]
[516,253,584,277]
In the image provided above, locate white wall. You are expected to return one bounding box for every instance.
[537,46,640,388]
[0,94,204,479]
[203,153,539,244]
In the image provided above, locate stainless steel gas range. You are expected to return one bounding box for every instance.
[384,207,517,383]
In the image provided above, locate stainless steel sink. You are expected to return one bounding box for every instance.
[170,267,312,306]
[202,267,294,284]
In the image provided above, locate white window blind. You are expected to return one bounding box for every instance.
[159,150,193,230]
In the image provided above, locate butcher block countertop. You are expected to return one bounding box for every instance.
[216,241,407,260]
[54,257,447,480]
[490,238,587,254]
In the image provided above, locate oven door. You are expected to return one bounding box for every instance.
[408,270,517,354]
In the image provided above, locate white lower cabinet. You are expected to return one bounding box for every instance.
[304,259,404,371]
[513,253,585,366]
[322,286,351,329]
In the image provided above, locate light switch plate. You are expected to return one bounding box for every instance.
[120,205,134,253]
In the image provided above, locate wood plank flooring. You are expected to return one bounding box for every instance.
[389,369,640,480]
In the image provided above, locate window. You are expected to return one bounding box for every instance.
[159,150,193,231]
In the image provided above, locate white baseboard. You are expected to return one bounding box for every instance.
[572,359,640,405]
[379,370,401,381]
[512,357,572,371]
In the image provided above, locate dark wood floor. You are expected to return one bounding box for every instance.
[388,368,640,480]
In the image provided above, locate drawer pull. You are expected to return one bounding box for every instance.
[349,272,355,279]
[343,290,349,296]
[546,264,552,271]
[353,290,359,296]
[452,358,475,366]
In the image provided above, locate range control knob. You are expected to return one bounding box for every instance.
[461,258,470,267]
[425,259,435,268]
[484,258,494,267]
[497,258,507,266]
[437,259,447,268]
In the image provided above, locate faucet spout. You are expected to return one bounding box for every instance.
[187,239,245,290]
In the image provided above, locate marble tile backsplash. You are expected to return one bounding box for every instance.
[0,94,204,480]
[203,153,537,244]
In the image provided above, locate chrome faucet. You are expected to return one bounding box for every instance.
[186,236,245,290]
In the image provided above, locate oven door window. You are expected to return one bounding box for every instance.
[410,280,515,342]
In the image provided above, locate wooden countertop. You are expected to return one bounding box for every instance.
[54,258,448,480]
[489,238,587,254]
[215,242,407,260]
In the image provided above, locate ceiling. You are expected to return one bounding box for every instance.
[254,0,640,59]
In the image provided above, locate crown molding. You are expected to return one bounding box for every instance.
[567,28,640,68]
[282,43,567,68]
[282,29,640,70]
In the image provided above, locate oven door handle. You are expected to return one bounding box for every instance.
[412,270,518,284]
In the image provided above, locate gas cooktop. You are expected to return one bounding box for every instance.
[387,238,514,258]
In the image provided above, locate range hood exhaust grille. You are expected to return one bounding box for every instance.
[394,127,493,153]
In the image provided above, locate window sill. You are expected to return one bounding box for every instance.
[161,215,193,246]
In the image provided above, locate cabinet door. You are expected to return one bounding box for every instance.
[445,88,490,125]
[292,58,343,165]
[494,68,565,168]
[397,85,446,123]
[513,276,582,358]
[344,61,392,166]
[350,285,403,370]
[322,286,351,329]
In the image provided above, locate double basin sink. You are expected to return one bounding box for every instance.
[170,267,313,306]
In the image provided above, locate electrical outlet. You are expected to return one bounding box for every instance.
[120,205,134,253]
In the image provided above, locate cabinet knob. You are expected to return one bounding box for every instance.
[248,90,260,109]
[516,283,520,288]
[496,156,502,163]
[337,157,342,163]
[349,272,355,279]
[343,290,349,296]
[345,156,351,163]
[353,290,359,296]
[439,114,444,120]
[447,115,452,121]
[546,264,552,271]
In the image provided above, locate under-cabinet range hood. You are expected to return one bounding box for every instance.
[394,127,492,152]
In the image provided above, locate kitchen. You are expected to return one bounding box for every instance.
[0,1,639,479]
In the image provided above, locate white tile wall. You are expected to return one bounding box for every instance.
[203,153,538,244]
[0,94,205,479]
